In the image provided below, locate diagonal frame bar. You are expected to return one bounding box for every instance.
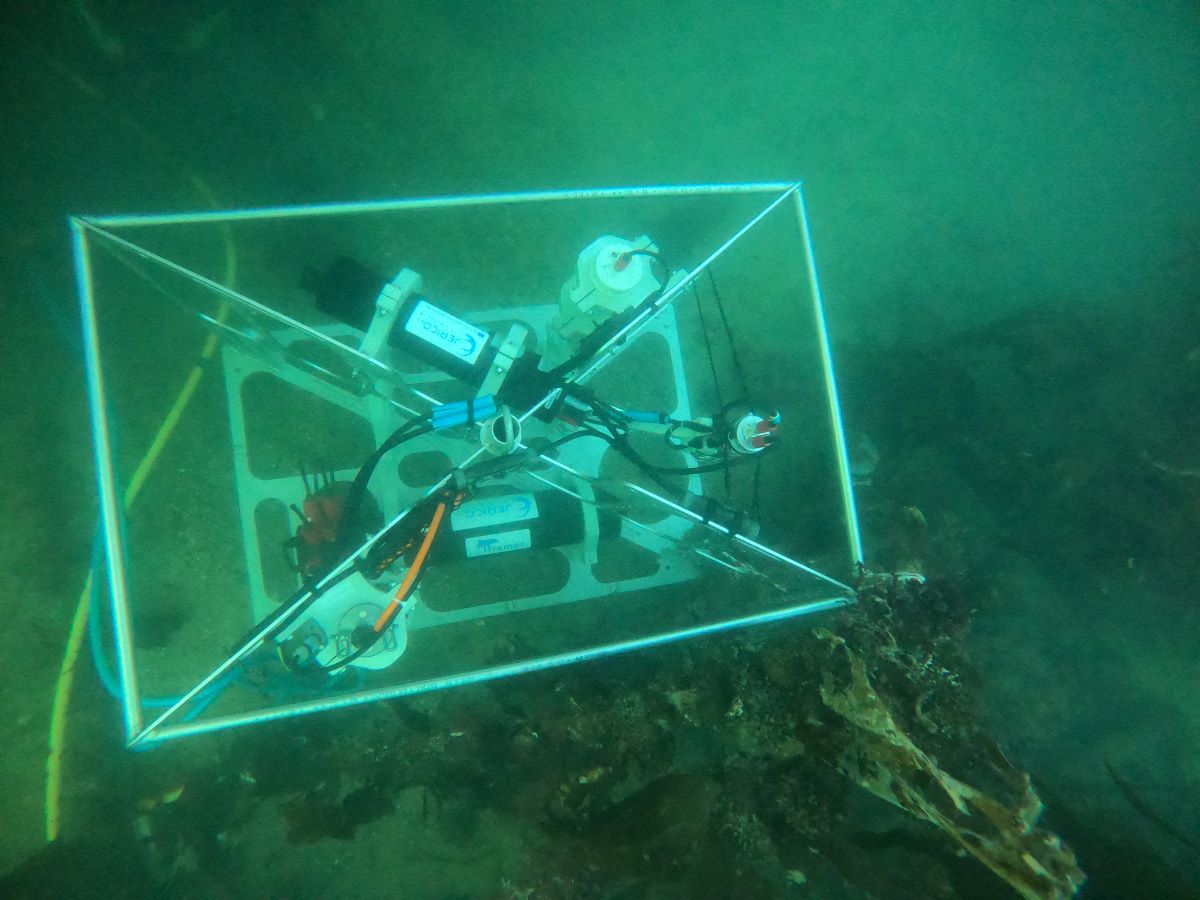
[141,594,852,745]
[792,187,865,566]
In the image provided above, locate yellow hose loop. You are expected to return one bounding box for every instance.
[45,176,236,842]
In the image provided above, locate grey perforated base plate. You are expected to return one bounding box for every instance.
[222,303,704,633]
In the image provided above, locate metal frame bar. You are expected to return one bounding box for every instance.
[87,182,795,229]
[71,218,143,736]
[73,181,865,746]
[141,594,850,745]
[793,187,864,566]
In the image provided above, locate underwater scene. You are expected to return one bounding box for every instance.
[1,3,1198,899]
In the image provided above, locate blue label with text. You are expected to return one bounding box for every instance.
[451,493,539,531]
[404,299,488,364]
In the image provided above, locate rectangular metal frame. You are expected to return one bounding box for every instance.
[72,181,864,746]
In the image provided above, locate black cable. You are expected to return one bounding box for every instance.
[707,267,750,399]
[623,248,671,287]
[227,562,359,655]
[546,428,602,452]
[317,625,379,674]
[751,455,763,521]
[696,270,755,497]
[333,416,433,564]
[579,410,733,480]
[692,281,725,412]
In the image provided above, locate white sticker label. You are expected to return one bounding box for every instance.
[465,528,532,558]
[404,299,489,364]
[451,493,539,531]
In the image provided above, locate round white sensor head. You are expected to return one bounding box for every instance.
[592,240,646,294]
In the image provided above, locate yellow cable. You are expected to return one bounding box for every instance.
[45,178,236,842]
[44,573,93,842]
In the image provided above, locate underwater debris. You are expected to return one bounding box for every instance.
[817,630,1085,900]
[279,779,396,844]
[89,562,1102,899]
[568,773,722,880]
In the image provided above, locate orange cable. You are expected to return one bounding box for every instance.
[372,501,447,631]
